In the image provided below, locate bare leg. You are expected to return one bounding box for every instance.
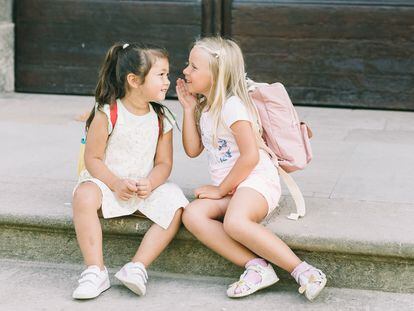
[72,182,104,270]
[132,208,183,267]
[182,197,257,267]
[223,187,302,273]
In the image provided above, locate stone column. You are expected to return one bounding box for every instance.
[0,0,14,92]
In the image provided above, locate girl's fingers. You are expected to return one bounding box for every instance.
[176,87,183,101]
[119,195,129,201]
[177,79,196,109]
[199,192,211,199]
[126,183,137,192]
[182,83,189,96]
[176,85,186,103]
[137,192,149,199]
[195,188,206,198]
[124,188,135,195]
[177,78,188,95]
[124,192,134,199]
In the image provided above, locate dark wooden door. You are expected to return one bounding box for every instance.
[226,0,414,110]
[15,0,213,96]
[15,0,414,110]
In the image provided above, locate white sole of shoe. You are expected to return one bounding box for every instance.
[305,277,327,301]
[72,279,111,300]
[228,276,280,298]
[115,271,146,296]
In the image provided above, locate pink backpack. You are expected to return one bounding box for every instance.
[247,80,313,220]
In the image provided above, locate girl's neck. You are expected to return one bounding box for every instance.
[122,93,150,116]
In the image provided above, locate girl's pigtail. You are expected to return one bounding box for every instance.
[85,44,124,132]
[150,102,165,138]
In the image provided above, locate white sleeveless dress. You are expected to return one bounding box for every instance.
[74,99,189,229]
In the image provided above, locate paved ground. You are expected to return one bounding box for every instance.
[1,259,414,311]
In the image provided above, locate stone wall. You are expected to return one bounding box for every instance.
[0,0,14,92]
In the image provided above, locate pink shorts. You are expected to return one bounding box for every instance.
[211,160,281,217]
[237,171,281,217]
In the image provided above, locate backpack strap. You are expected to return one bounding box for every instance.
[261,143,306,220]
[78,101,118,176]
[248,78,307,220]
[162,104,181,131]
[109,101,118,135]
[277,167,306,220]
[150,102,181,137]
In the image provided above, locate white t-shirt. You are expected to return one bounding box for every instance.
[200,96,250,170]
[200,96,274,184]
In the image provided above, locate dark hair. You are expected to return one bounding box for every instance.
[85,42,169,136]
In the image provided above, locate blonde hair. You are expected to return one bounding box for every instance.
[193,36,264,148]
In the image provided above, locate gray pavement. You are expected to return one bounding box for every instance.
[1,92,414,206]
[1,259,413,311]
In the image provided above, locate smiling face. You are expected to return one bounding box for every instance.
[183,47,212,97]
[138,57,170,102]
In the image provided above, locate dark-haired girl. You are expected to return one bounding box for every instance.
[72,43,188,299]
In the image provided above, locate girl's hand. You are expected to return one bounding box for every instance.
[136,178,153,199]
[114,179,138,201]
[176,78,198,111]
[194,185,226,200]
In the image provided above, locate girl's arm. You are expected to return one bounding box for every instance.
[176,79,204,157]
[195,120,259,199]
[137,129,173,199]
[85,110,137,200]
[218,120,259,194]
[182,107,204,157]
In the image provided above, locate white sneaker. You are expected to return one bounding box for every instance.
[72,265,110,299]
[227,263,279,298]
[115,262,148,296]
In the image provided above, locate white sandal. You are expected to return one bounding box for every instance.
[293,263,327,301]
[227,263,279,298]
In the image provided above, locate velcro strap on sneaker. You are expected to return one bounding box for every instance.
[130,265,148,282]
[78,271,100,285]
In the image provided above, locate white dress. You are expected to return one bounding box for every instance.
[74,99,189,229]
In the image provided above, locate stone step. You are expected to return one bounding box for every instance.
[1,195,413,294]
[1,259,413,311]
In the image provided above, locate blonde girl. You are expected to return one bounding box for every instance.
[176,36,326,301]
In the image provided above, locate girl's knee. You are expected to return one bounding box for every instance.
[223,215,245,240]
[182,205,197,227]
[182,203,206,230]
[72,183,101,213]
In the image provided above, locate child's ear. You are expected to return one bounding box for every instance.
[126,73,142,89]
